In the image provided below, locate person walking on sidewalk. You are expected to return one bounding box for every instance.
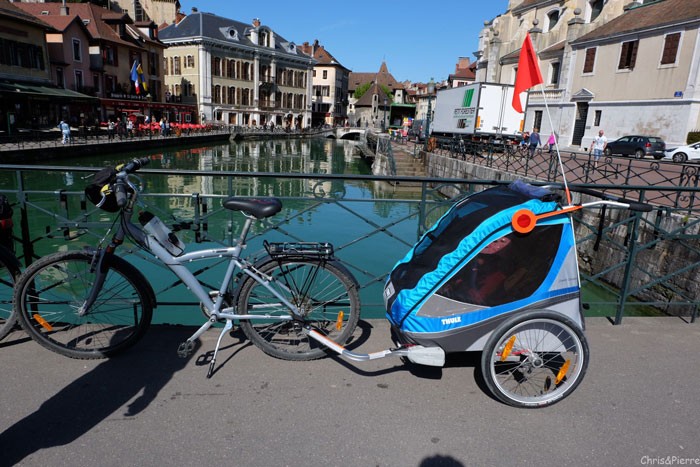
[528,127,541,158]
[592,130,607,169]
[59,120,71,145]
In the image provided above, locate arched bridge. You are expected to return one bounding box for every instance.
[313,127,366,140]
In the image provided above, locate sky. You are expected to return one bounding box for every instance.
[176,1,510,84]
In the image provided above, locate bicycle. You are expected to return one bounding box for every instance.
[13,158,360,377]
[0,243,21,341]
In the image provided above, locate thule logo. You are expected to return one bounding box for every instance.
[441,316,462,325]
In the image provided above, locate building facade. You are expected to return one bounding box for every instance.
[159,12,315,128]
[476,0,700,148]
[299,40,350,127]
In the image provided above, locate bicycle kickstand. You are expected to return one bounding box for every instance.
[207,319,234,378]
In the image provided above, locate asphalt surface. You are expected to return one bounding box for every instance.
[1,316,699,467]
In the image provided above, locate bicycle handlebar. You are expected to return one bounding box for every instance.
[114,158,150,208]
[571,187,653,212]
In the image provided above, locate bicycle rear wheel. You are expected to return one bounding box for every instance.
[14,251,153,359]
[481,311,589,408]
[237,258,360,361]
[0,245,21,341]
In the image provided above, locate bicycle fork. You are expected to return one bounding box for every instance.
[78,248,112,317]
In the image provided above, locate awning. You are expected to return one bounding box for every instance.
[0,81,98,101]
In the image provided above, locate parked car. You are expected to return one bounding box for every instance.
[604,135,666,159]
[665,142,700,163]
[408,119,426,142]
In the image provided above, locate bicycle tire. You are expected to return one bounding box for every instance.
[14,251,153,359]
[481,311,589,408]
[0,245,21,341]
[237,258,360,361]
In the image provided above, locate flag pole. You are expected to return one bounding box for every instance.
[539,89,572,205]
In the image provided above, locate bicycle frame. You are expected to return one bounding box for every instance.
[87,182,304,341]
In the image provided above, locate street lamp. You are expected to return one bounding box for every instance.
[382,97,387,131]
[424,77,435,151]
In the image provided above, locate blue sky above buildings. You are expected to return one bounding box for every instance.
[177,1,510,83]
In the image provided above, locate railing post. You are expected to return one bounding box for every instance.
[15,170,34,267]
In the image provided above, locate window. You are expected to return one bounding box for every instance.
[323,70,328,79]
[74,70,83,90]
[186,55,195,68]
[618,40,639,70]
[583,47,596,73]
[56,67,64,88]
[72,39,81,62]
[103,45,117,66]
[588,0,604,23]
[92,73,100,92]
[173,56,181,75]
[550,62,560,85]
[546,10,560,31]
[594,110,601,126]
[661,32,680,65]
[534,111,543,131]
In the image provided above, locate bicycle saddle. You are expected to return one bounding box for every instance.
[222,197,282,219]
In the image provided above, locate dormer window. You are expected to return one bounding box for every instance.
[221,27,239,41]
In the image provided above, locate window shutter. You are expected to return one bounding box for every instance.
[661,33,680,65]
[583,47,596,73]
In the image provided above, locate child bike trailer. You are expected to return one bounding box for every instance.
[384,180,589,407]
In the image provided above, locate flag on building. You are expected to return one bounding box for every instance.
[137,63,148,94]
[512,33,543,113]
[130,61,141,94]
[130,61,149,95]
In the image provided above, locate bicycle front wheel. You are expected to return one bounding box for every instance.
[481,311,589,408]
[237,258,360,361]
[14,251,153,359]
[0,246,21,341]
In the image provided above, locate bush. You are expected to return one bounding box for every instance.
[687,131,700,144]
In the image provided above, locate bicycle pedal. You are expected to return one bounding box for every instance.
[177,340,195,358]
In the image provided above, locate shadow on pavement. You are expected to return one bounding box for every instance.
[0,327,197,465]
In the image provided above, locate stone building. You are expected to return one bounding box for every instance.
[476,0,700,148]
[348,62,405,129]
[158,11,315,128]
[299,40,350,127]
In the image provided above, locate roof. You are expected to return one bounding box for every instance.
[0,0,54,30]
[572,0,700,45]
[353,82,392,107]
[298,40,349,70]
[13,2,158,49]
[159,12,309,60]
[349,61,404,92]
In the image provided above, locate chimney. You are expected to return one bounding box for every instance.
[313,39,319,55]
[60,0,69,16]
[191,7,198,13]
[252,18,261,27]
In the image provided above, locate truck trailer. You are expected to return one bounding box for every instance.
[430,83,524,143]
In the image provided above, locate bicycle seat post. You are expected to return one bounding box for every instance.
[238,215,255,245]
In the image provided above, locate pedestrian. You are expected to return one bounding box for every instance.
[126,119,133,138]
[59,120,71,144]
[528,127,541,158]
[592,129,607,169]
[547,132,557,153]
[107,119,115,140]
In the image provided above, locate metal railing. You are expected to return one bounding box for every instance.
[0,164,698,324]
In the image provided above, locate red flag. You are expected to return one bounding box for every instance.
[512,33,543,113]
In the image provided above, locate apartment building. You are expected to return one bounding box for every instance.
[13,1,189,124]
[299,40,350,127]
[476,0,700,148]
[159,12,315,128]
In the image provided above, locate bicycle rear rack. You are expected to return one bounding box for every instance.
[264,241,334,260]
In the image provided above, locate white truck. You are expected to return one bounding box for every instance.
[430,82,523,143]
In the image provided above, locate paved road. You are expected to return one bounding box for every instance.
[1,317,699,467]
